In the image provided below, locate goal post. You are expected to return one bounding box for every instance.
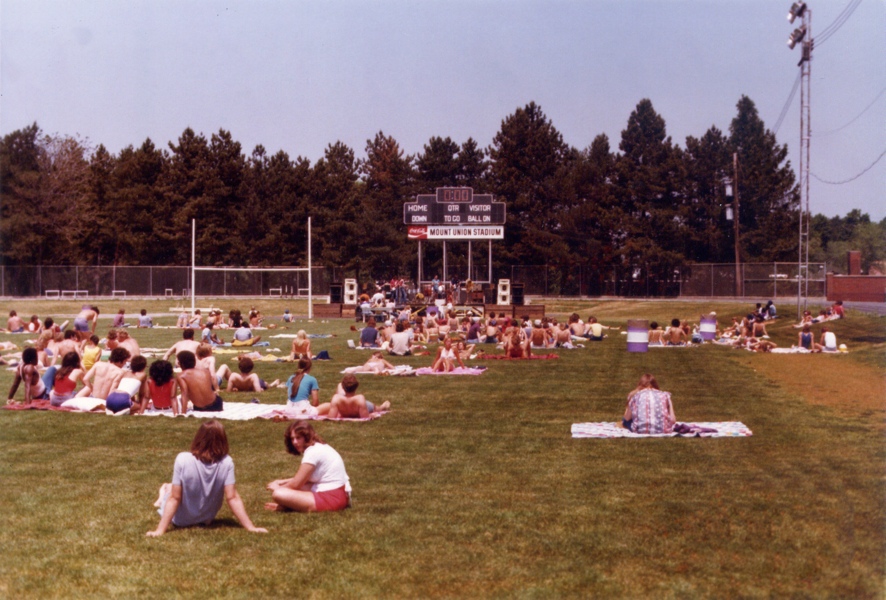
[190,217,314,319]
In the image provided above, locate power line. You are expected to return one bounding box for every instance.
[815,85,886,136]
[811,147,886,184]
[773,70,802,135]
[815,0,862,47]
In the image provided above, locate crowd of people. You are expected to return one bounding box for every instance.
[1,292,852,536]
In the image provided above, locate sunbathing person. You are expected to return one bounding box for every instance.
[567,313,585,337]
[265,421,351,513]
[163,328,201,362]
[148,419,266,537]
[359,318,381,348]
[80,335,102,372]
[79,347,131,399]
[831,300,844,319]
[327,375,390,418]
[663,319,688,345]
[219,356,280,393]
[105,355,149,413]
[49,352,88,406]
[344,351,396,374]
[7,347,56,404]
[56,329,82,360]
[529,320,552,349]
[585,316,619,341]
[137,309,154,328]
[648,322,664,345]
[554,323,574,348]
[137,359,179,415]
[7,311,25,333]
[503,324,531,358]
[622,373,676,434]
[195,344,218,391]
[388,321,413,356]
[176,350,223,412]
[290,330,311,360]
[27,315,43,333]
[117,329,141,358]
[432,336,465,372]
[751,316,769,339]
[201,322,224,346]
[796,324,820,352]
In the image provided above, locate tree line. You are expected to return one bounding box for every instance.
[2,97,880,285]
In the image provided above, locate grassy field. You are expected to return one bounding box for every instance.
[1,298,884,598]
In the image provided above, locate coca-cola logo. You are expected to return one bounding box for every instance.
[407,226,428,240]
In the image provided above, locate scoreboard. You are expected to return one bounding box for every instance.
[403,187,506,226]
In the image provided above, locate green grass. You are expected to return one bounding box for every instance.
[1,299,884,598]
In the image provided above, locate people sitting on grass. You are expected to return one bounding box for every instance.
[137,309,153,328]
[80,334,102,372]
[797,324,819,352]
[105,355,149,414]
[265,421,351,514]
[27,314,43,333]
[216,356,280,394]
[359,318,381,348]
[290,330,311,360]
[820,326,838,352]
[622,373,676,434]
[328,374,390,418]
[148,419,267,537]
[79,347,131,399]
[7,347,56,404]
[585,316,620,340]
[231,323,261,347]
[188,310,203,329]
[664,319,688,345]
[49,352,88,406]
[137,359,179,415]
[112,309,127,329]
[7,311,25,333]
[56,329,81,360]
[831,300,845,319]
[504,323,531,358]
[285,357,330,417]
[201,322,224,346]
[751,315,770,339]
[162,328,198,361]
[529,320,552,349]
[648,322,664,345]
[389,321,413,356]
[432,336,465,372]
[177,350,224,412]
[117,329,141,358]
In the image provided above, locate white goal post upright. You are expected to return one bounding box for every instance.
[190,217,314,319]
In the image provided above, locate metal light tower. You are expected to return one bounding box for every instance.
[787,1,812,318]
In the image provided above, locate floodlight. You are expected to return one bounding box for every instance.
[787,1,807,23]
[787,25,806,49]
[725,206,734,221]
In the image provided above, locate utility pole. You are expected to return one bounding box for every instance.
[733,152,741,297]
[787,1,812,319]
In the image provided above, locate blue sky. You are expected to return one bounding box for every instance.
[2,0,884,219]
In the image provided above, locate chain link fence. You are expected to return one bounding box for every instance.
[0,266,338,298]
[0,263,824,299]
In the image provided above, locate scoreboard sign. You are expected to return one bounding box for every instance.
[408,225,504,240]
[403,187,506,227]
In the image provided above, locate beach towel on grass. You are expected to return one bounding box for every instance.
[571,421,752,438]
[482,354,559,360]
[3,399,76,412]
[414,367,486,375]
[341,365,415,376]
[139,403,388,421]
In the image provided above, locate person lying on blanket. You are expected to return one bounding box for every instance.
[344,351,396,374]
[265,421,352,513]
[148,419,267,537]
[622,373,676,434]
[216,356,281,393]
[327,375,390,419]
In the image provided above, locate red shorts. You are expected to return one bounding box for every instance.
[313,486,350,512]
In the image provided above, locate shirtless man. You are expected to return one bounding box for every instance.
[176,350,224,412]
[7,311,25,333]
[163,328,201,361]
[530,320,551,349]
[554,323,573,347]
[648,322,664,345]
[73,305,100,340]
[664,319,688,345]
[79,347,130,399]
[327,375,390,419]
[568,313,585,338]
[485,317,501,344]
[117,330,141,357]
[56,330,82,359]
